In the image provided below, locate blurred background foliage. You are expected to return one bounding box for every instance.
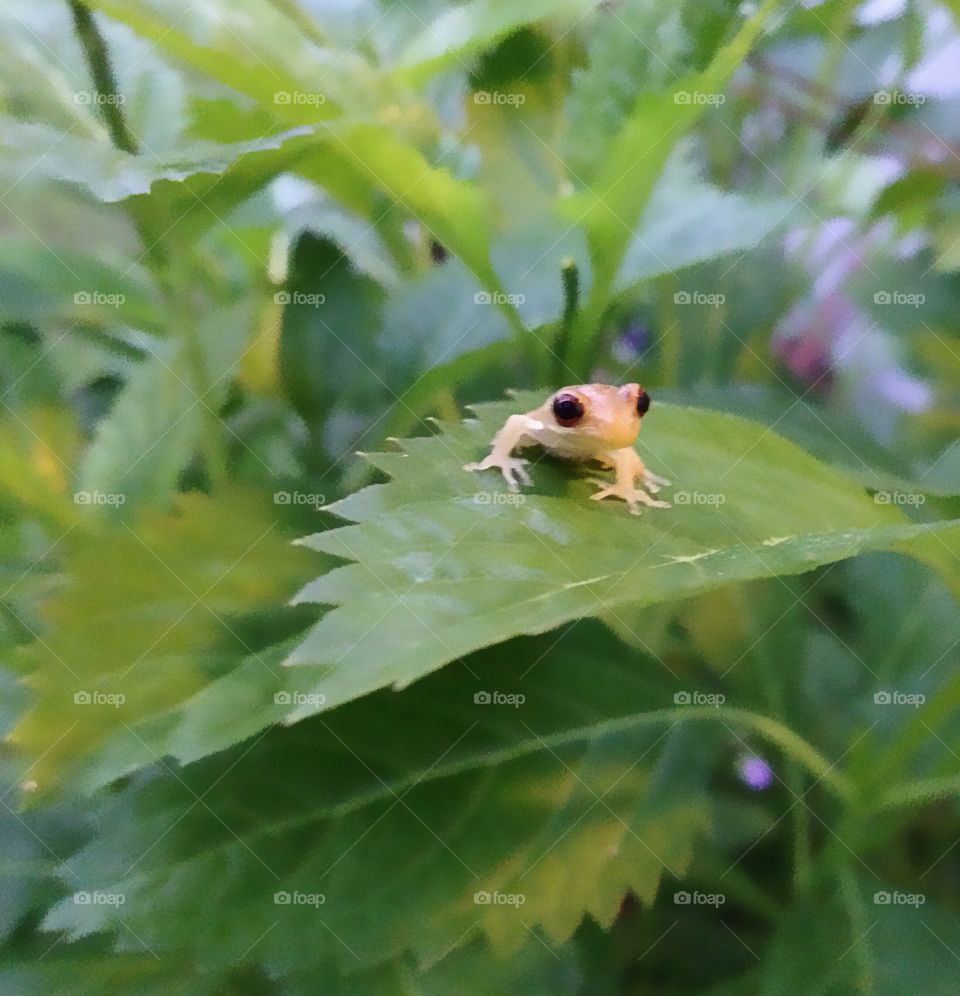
[2,0,960,992]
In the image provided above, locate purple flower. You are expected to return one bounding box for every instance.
[738,754,774,791]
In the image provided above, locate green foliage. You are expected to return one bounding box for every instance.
[281,395,958,723]
[3,0,960,992]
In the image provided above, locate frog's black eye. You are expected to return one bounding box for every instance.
[636,390,651,417]
[552,393,585,427]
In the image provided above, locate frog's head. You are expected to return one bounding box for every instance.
[548,383,649,452]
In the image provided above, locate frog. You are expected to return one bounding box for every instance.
[464,383,672,514]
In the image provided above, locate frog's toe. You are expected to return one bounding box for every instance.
[589,484,616,501]
[644,470,672,488]
[504,458,532,489]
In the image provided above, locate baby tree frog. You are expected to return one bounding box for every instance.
[464,384,672,514]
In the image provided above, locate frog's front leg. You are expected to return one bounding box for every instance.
[464,414,543,492]
[588,447,672,515]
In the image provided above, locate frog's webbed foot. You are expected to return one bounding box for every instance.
[463,455,533,492]
[586,478,672,516]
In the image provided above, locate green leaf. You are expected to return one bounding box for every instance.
[656,385,953,496]
[1,935,582,996]
[563,0,689,180]
[278,232,387,441]
[38,624,732,968]
[394,0,596,83]
[563,0,780,371]
[490,207,593,329]
[0,954,225,996]
[11,485,312,792]
[78,300,253,509]
[0,118,310,203]
[83,0,341,123]
[763,883,960,995]
[0,406,81,532]
[614,145,796,290]
[275,395,960,723]
[0,241,159,335]
[321,124,501,291]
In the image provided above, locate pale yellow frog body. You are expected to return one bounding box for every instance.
[464,383,672,515]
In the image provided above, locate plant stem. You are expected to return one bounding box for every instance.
[552,257,579,383]
[264,0,330,49]
[877,773,960,813]
[786,760,813,892]
[68,0,139,154]
[838,863,876,994]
